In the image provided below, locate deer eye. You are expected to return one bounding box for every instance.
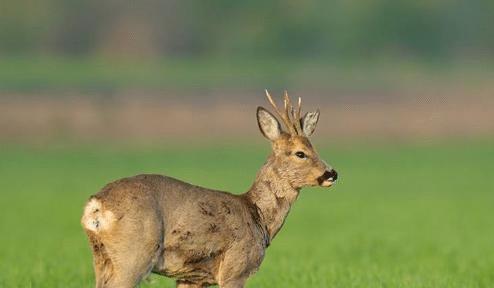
[295,151,306,159]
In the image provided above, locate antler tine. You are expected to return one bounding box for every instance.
[283,93,288,111]
[265,90,295,133]
[283,90,297,134]
[283,90,292,118]
[284,90,304,135]
[294,96,303,133]
[265,89,283,118]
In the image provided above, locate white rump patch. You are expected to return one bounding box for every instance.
[81,198,115,232]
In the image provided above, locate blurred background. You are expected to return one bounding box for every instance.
[1,0,493,142]
[1,1,493,287]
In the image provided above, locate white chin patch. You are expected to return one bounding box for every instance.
[321,180,334,187]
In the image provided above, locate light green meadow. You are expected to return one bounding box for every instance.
[1,140,493,287]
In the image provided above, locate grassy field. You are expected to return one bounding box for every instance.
[0,139,493,287]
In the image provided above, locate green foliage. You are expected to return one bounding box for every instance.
[2,56,494,92]
[0,140,493,287]
[1,0,494,59]
[0,57,293,91]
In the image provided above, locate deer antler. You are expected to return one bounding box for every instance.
[264,90,302,135]
[295,96,302,134]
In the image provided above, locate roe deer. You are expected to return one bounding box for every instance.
[81,91,338,288]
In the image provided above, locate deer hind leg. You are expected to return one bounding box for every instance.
[82,198,164,288]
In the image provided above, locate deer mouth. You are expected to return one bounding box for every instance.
[317,169,338,187]
[320,179,334,187]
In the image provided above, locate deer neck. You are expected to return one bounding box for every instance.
[245,156,300,241]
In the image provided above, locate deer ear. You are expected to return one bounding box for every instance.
[257,107,282,141]
[301,110,320,136]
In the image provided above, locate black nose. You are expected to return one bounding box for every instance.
[318,169,338,184]
[326,169,338,181]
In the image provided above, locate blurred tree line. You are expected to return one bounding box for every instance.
[1,0,493,60]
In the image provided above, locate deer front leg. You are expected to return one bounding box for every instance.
[217,260,248,288]
[218,278,247,288]
[217,247,257,288]
[176,280,202,288]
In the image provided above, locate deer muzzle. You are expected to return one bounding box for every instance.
[317,169,338,187]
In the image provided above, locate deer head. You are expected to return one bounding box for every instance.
[256,90,338,189]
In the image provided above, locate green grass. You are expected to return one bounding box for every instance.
[0,140,493,287]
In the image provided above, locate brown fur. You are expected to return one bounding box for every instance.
[81,93,337,288]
